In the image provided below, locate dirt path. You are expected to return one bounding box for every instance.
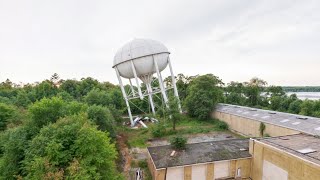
[116,133,132,179]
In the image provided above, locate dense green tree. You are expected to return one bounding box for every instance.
[15,90,31,108]
[0,96,12,104]
[28,97,66,129]
[87,105,116,138]
[269,96,282,111]
[23,114,121,179]
[34,80,58,100]
[243,86,261,106]
[65,101,88,116]
[300,100,315,116]
[185,74,224,120]
[60,79,80,99]
[0,103,15,131]
[225,82,246,105]
[0,124,37,179]
[288,99,303,114]
[242,78,267,107]
[56,91,74,102]
[108,88,125,110]
[84,88,111,106]
[77,77,100,97]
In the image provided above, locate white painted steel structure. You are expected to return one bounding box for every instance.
[113,39,181,126]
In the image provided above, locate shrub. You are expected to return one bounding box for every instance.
[259,122,266,137]
[137,160,148,168]
[170,136,187,150]
[151,123,166,138]
[216,120,228,130]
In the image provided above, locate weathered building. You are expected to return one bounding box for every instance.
[147,104,320,179]
[250,134,320,180]
[212,103,320,137]
[147,139,251,180]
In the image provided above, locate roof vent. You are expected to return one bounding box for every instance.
[268,112,276,114]
[280,119,290,123]
[297,148,316,154]
[279,137,289,140]
[297,117,308,120]
[249,109,257,111]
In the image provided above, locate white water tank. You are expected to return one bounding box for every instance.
[113,39,170,79]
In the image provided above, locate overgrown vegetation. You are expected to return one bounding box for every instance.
[0,76,123,179]
[151,122,167,138]
[1,72,319,178]
[216,121,229,130]
[119,116,231,148]
[259,122,266,137]
[170,135,187,150]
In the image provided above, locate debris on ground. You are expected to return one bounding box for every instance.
[123,116,159,129]
[170,150,176,157]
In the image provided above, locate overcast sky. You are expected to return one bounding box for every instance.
[1,0,320,86]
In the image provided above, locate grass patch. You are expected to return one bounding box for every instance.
[118,127,151,148]
[117,115,231,148]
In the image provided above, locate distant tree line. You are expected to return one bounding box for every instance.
[282,86,320,92]
[224,78,320,118]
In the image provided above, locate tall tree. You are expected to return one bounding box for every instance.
[165,96,181,130]
[50,73,60,84]
[185,74,224,120]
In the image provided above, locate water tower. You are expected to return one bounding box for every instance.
[113,39,181,126]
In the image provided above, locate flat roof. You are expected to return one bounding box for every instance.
[216,103,320,136]
[256,134,320,166]
[148,139,251,169]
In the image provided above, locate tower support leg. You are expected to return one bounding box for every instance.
[168,57,182,113]
[146,83,156,115]
[153,56,169,107]
[131,60,143,100]
[128,78,136,96]
[115,67,134,126]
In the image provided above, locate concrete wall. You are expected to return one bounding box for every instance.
[250,139,320,180]
[150,158,251,180]
[212,111,299,137]
[147,152,166,180]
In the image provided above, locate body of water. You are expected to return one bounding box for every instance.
[286,92,320,100]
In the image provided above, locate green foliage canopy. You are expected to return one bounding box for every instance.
[185,74,224,120]
[23,114,121,179]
